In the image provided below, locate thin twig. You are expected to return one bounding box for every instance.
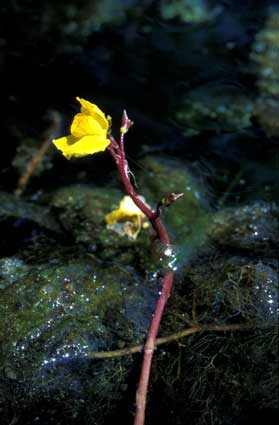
[15,139,52,196]
[15,111,61,196]
[87,323,256,360]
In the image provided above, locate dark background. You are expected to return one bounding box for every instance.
[0,0,278,201]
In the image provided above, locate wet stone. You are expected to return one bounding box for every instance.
[0,191,60,233]
[0,257,28,289]
[50,184,150,255]
[252,261,278,321]
[174,84,254,135]
[0,254,157,423]
[208,202,278,255]
[0,191,62,257]
[175,254,278,325]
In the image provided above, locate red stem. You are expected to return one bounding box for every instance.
[134,271,173,425]
[108,134,174,425]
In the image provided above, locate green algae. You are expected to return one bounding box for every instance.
[0,250,156,423]
[149,250,278,425]
[152,323,278,425]
[0,256,145,366]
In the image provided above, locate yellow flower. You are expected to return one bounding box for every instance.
[52,97,110,159]
[105,196,148,240]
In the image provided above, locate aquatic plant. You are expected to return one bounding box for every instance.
[52,97,183,425]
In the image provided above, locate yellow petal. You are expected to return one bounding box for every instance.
[119,196,145,217]
[53,134,110,159]
[104,209,125,225]
[76,97,108,131]
[52,135,78,160]
[52,98,110,160]
[104,196,149,240]
[104,196,145,225]
[71,113,104,138]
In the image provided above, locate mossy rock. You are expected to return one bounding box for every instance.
[50,184,150,262]
[0,191,60,233]
[0,252,157,423]
[175,85,254,135]
[207,202,279,255]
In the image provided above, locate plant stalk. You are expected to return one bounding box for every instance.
[108,133,174,425]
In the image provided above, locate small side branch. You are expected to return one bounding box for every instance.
[15,111,62,196]
[88,323,256,360]
[15,138,52,196]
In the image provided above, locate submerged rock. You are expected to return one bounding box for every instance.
[50,184,122,245]
[0,191,60,233]
[49,184,152,269]
[0,257,28,289]
[164,253,278,328]
[0,191,62,257]
[0,253,156,424]
[175,85,254,135]
[208,202,278,255]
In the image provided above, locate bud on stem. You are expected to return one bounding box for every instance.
[120,109,133,134]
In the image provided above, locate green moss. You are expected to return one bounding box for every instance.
[0,249,157,422]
